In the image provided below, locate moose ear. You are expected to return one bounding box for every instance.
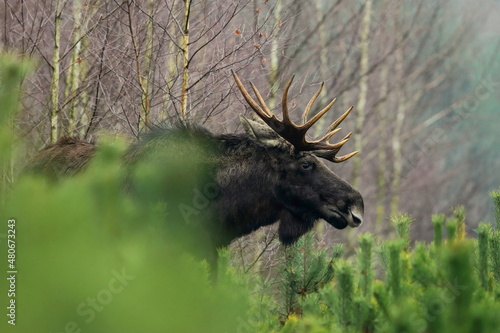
[240,115,281,148]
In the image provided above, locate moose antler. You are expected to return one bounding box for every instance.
[231,70,358,163]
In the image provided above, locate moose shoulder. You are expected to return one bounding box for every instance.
[26,71,364,250]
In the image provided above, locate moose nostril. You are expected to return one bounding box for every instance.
[350,210,363,226]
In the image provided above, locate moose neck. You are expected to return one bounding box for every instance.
[212,134,282,246]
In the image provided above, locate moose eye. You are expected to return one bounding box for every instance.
[301,161,312,170]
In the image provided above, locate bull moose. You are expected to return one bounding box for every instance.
[27,71,364,253]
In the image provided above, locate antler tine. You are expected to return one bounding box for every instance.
[232,70,270,119]
[318,127,342,143]
[333,151,359,163]
[301,97,337,132]
[312,132,356,162]
[342,132,353,140]
[281,74,295,125]
[250,82,273,117]
[325,105,353,133]
[301,82,324,125]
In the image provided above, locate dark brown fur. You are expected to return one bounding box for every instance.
[26,137,96,179]
[27,123,364,251]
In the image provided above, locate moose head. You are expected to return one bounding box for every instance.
[218,71,364,245]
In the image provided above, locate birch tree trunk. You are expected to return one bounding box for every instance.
[142,0,155,126]
[127,0,150,131]
[313,0,330,137]
[375,65,389,227]
[50,0,63,143]
[65,0,84,137]
[162,0,179,119]
[390,46,405,216]
[268,0,282,111]
[180,0,192,121]
[351,0,372,189]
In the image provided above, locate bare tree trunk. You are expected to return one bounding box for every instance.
[65,0,84,136]
[312,0,330,137]
[180,0,192,121]
[126,0,150,131]
[351,0,372,189]
[268,0,282,110]
[77,36,90,138]
[375,65,389,228]
[50,0,63,143]
[142,0,155,124]
[162,0,179,118]
[390,46,405,216]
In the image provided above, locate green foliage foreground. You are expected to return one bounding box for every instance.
[258,207,500,333]
[1,56,500,333]
[1,56,250,333]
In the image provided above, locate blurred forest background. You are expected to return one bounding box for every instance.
[1,0,499,243]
